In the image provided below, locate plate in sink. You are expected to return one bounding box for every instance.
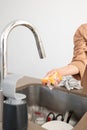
[42,121,73,130]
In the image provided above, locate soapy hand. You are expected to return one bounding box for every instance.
[41,71,62,88]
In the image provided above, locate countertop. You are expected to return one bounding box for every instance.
[28,121,46,130]
[16,76,87,97]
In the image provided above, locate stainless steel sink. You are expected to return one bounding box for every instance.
[18,84,87,125]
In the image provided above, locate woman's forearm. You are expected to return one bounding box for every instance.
[57,64,79,76]
[46,64,79,77]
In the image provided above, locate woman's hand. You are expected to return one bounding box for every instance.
[42,65,79,88]
[46,68,60,77]
[42,69,62,87]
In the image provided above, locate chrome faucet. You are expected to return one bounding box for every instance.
[0,20,46,124]
[0,20,46,83]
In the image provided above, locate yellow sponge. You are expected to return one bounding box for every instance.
[41,72,62,85]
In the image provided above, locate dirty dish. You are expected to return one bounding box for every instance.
[42,120,73,130]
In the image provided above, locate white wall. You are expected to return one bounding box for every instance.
[0,0,87,78]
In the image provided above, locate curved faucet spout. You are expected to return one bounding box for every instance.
[0,20,46,81]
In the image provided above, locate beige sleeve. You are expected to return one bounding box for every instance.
[69,23,87,82]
